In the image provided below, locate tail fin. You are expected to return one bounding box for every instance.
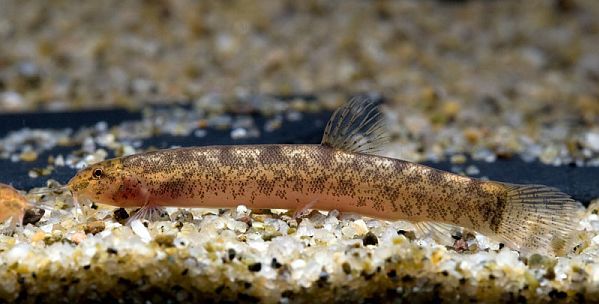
[491,183,585,256]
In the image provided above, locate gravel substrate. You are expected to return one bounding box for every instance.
[0,191,599,303]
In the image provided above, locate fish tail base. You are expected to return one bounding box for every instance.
[490,183,584,256]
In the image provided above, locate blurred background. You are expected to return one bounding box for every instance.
[0,0,596,113]
[0,0,598,197]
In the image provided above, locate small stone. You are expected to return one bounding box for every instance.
[172,209,194,222]
[362,231,378,246]
[528,253,546,268]
[20,151,38,162]
[54,155,65,167]
[70,231,87,244]
[248,262,262,272]
[268,236,303,263]
[235,205,250,217]
[271,258,282,269]
[585,132,599,152]
[83,221,105,235]
[113,208,129,222]
[30,231,45,242]
[397,230,416,240]
[131,219,152,242]
[351,219,369,235]
[442,100,460,118]
[465,165,480,176]
[230,128,248,139]
[122,145,136,156]
[450,154,467,165]
[453,239,468,252]
[22,208,45,225]
[463,128,482,144]
[154,234,175,247]
[0,91,24,109]
[228,248,236,261]
[341,226,357,238]
[194,129,207,138]
[540,146,559,164]
[342,262,352,274]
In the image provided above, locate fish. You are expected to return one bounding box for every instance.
[0,183,31,233]
[67,97,584,256]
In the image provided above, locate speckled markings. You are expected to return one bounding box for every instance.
[66,94,586,256]
[71,144,505,234]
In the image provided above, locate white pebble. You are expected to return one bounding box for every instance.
[122,145,136,156]
[465,165,480,176]
[82,137,96,153]
[0,91,24,108]
[341,226,357,238]
[290,259,306,269]
[95,121,108,132]
[268,236,303,263]
[194,129,207,138]
[131,219,152,243]
[286,111,303,121]
[236,205,249,214]
[96,133,115,146]
[351,219,369,235]
[585,132,599,152]
[54,154,65,166]
[592,264,599,283]
[296,219,315,237]
[496,249,520,269]
[6,243,31,265]
[230,128,248,139]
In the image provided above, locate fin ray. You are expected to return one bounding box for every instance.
[415,221,462,246]
[127,205,169,224]
[321,97,389,154]
[490,183,585,256]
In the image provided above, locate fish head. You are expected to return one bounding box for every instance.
[68,158,147,207]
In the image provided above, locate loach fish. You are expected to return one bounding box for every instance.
[0,183,31,233]
[67,98,584,256]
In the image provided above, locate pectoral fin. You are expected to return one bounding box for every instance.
[415,221,463,246]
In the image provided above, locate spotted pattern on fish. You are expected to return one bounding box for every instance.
[68,144,509,232]
[66,99,584,257]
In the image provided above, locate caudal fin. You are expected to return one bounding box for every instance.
[492,183,585,256]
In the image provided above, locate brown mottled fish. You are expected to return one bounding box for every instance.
[0,183,30,233]
[67,98,584,256]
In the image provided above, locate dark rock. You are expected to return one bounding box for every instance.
[113,208,129,221]
[248,263,262,272]
[22,207,45,225]
[362,231,378,246]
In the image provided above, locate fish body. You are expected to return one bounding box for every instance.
[67,98,584,256]
[0,183,29,230]
[81,145,501,229]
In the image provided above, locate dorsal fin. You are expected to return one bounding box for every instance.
[321,97,389,154]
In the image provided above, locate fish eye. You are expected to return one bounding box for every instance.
[92,168,103,179]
